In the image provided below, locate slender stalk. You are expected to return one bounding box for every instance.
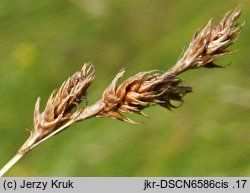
[0,102,103,177]
[0,122,74,177]
[0,153,24,177]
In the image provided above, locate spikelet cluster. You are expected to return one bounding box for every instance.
[25,6,243,151]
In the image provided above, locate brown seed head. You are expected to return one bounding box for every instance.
[168,6,243,75]
[100,70,191,124]
[34,63,95,132]
[12,6,243,161]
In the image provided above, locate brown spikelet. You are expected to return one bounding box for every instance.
[100,70,191,124]
[34,63,95,135]
[168,5,243,75]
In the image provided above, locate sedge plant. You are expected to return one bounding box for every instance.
[0,6,244,176]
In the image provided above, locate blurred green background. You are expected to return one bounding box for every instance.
[0,0,249,176]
